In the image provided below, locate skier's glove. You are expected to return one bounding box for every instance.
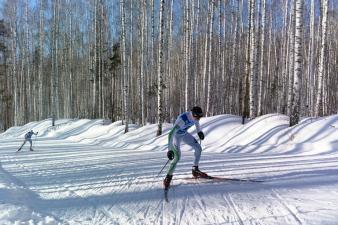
[198,131,205,140]
[167,150,174,160]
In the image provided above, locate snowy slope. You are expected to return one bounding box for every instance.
[1,114,338,225]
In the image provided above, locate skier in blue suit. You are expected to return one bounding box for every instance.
[163,106,206,190]
[17,130,38,152]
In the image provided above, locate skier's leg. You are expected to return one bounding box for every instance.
[167,135,182,176]
[183,134,207,177]
[29,139,33,151]
[18,140,27,151]
[182,133,202,166]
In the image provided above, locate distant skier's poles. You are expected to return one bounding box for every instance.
[157,159,170,176]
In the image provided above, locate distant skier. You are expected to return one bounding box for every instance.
[163,106,206,190]
[17,130,38,152]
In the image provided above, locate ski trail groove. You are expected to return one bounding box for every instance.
[223,193,245,225]
[272,189,304,225]
[191,180,216,225]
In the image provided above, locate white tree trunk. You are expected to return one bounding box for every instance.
[202,2,210,107]
[38,0,44,120]
[156,0,165,136]
[315,0,328,117]
[290,0,304,126]
[308,0,315,115]
[139,0,146,125]
[9,2,18,125]
[287,2,295,116]
[167,0,174,119]
[249,0,257,118]
[184,0,190,110]
[194,0,201,106]
[206,0,215,116]
[257,0,266,116]
[120,0,129,132]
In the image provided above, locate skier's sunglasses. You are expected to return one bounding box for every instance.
[193,114,203,119]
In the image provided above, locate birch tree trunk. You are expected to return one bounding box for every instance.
[139,0,146,125]
[194,0,201,106]
[120,0,129,133]
[280,0,289,113]
[206,0,215,116]
[38,0,45,120]
[315,0,328,117]
[287,3,295,116]
[24,0,30,123]
[241,0,252,123]
[167,0,174,119]
[249,0,257,118]
[129,0,134,120]
[149,0,155,122]
[290,0,304,126]
[156,0,165,136]
[51,0,60,124]
[202,2,210,107]
[184,0,190,110]
[257,0,266,116]
[265,1,273,114]
[308,0,315,115]
[9,1,18,125]
[218,0,223,113]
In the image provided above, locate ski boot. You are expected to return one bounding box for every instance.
[30,148,34,151]
[192,166,209,178]
[163,174,173,190]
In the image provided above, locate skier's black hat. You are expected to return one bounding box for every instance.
[191,106,203,118]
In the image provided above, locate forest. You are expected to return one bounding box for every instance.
[0,0,337,134]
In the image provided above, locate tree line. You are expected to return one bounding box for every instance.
[0,0,337,134]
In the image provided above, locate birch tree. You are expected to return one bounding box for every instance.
[120,0,129,133]
[205,0,215,116]
[51,0,60,125]
[156,0,165,136]
[257,0,266,116]
[7,1,18,125]
[287,2,295,116]
[38,0,45,120]
[249,0,257,118]
[315,0,328,117]
[184,0,190,110]
[307,0,315,115]
[290,0,304,126]
[139,0,146,125]
[1,0,338,130]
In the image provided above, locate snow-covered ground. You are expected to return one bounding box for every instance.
[1,114,338,225]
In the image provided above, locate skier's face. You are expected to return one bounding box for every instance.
[192,115,201,121]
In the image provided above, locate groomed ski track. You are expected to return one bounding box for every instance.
[1,138,338,224]
[1,114,338,224]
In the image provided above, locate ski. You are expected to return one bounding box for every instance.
[163,175,262,202]
[182,175,263,183]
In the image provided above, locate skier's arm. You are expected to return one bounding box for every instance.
[168,125,179,150]
[195,121,202,133]
[195,121,204,140]
[168,119,184,150]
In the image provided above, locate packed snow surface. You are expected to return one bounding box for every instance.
[1,114,338,224]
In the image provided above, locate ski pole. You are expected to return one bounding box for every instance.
[157,159,170,176]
